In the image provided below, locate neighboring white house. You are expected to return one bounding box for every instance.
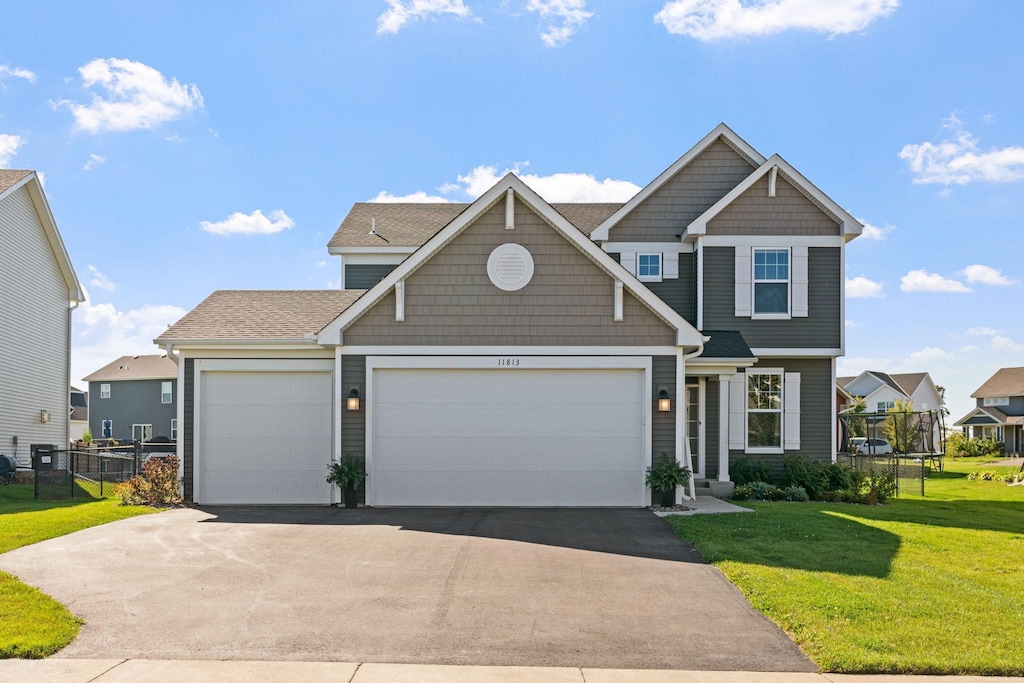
[70,385,89,443]
[839,371,944,414]
[0,170,84,466]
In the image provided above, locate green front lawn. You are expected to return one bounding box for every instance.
[0,484,156,658]
[668,459,1024,675]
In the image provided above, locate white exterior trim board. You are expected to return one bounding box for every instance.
[338,345,681,356]
[750,348,842,357]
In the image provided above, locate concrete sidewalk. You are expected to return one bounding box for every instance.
[0,659,1021,683]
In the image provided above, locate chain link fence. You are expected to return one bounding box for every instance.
[32,444,142,501]
[838,409,945,496]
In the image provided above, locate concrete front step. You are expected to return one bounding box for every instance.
[691,479,735,499]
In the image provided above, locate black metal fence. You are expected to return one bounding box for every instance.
[838,409,946,496]
[33,444,142,501]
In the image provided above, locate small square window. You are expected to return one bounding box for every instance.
[100,383,111,399]
[637,253,661,280]
[161,381,173,404]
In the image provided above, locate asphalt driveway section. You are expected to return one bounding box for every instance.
[0,507,813,671]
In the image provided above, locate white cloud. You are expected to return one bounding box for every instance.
[654,0,899,41]
[991,336,1024,353]
[845,319,860,328]
[86,265,116,292]
[846,275,884,298]
[0,133,24,167]
[369,190,450,203]
[899,113,1024,185]
[54,58,203,133]
[200,209,294,236]
[856,217,895,241]
[526,0,593,47]
[0,65,37,83]
[443,163,640,202]
[959,345,977,353]
[82,153,106,171]
[900,269,971,293]
[893,346,955,372]
[72,300,187,386]
[961,264,1014,286]
[315,260,328,267]
[967,326,998,336]
[377,0,475,34]
[326,276,341,290]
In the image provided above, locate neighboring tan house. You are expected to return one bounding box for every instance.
[83,355,178,444]
[954,367,1024,455]
[0,170,84,467]
[70,386,89,443]
[156,123,863,506]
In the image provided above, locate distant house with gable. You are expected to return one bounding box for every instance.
[954,367,1024,455]
[83,354,178,444]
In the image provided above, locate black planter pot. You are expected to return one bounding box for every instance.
[344,485,359,509]
[659,488,675,507]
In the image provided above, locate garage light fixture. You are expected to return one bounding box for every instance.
[347,389,361,411]
[657,389,671,413]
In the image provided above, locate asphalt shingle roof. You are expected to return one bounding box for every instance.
[0,169,32,193]
[83,354,178,382]
[327,202,624,249]
[971,366,1024,398]
[699,330,754,359]
[155,290,366,342]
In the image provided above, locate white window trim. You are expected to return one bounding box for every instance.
[170,418,178,441]
[636,253,663,283]
[751,248,791,320]
[984,397,1010,406]
[132,424,153,442]
[100,383,111,399]
[161,381,173,404]
[745,368,784,454]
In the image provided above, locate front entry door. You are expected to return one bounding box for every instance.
[686,384,703,477]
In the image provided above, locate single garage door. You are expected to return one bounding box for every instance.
[199,371,333,504]
[371,368,645,506]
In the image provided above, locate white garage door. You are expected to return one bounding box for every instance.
[199,371,333,504]
[371,368,646,506]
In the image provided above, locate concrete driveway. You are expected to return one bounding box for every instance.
[0,507,813,671]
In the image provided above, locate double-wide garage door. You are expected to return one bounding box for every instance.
[200,370,333,504]
[371,368,646,506]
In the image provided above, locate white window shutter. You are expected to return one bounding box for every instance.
[620,251,636,276]
[663,252,679,279]
[735,248,751,317]
[784,372,801,450]
[728,374,745,450]
[792,246,808,317]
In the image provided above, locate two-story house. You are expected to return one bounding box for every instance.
[83,354,178,444]
[155,124,861,506]
[0,170,84,467]
[954,367,1024,455]
[838,371,944,414]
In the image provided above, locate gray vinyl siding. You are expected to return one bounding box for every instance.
[976,396,1024,417]
[703,246,841,349]
[729,357,834,479]
[644,251,697,325]
[88,379,177,442]
[651,356,676,504]
[345,264,395,290]
[609,140,756,242]
[183,358,194,501]
[704,378,719,480]
[707,174,840,236]
[342,355,365,458]
[0,185,71,464]
[344,198,676,346]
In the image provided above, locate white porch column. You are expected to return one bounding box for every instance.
[676,348,685,504]
[718,374,731,482]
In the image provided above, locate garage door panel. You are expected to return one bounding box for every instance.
[200,371,332,505]
[372,366,646,507]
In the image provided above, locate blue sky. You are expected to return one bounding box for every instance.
[1,0,1022,422]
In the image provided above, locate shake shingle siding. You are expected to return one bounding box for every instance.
[651,356,677,503]
[344,198,676,346]
[707,174,840,236]
[183,358,194,501]
[345,265,396,290]
[644,252,697,325]
[609,140,756,243]
[703,246,840,349]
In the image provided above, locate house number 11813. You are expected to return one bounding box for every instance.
[497,358,520,366]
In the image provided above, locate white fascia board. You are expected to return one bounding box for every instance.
[749,347,843,357]
[602,242,694,253]
[953,407,1002,427]
[4,173,86,303]
[154,338,325,350]
[320,173,704,349]
[339,345,681,356]
[701,235,844,248]
[327,246,418,255]
[344,253,408,265]
[687,155,863,238]
[590,123,765,242]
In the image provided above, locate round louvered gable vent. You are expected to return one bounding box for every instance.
[486,243,534,291]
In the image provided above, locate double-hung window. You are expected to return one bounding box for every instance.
[101,419,112,438]
[747,372,783,451]
[100,383,111,399]
[161,381,173,404]
[637,253,662,282]
[877,400,895,412]
[752,248,789,317]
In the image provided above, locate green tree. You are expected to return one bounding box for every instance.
[883,399,917,454]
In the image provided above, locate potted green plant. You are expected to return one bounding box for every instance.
[645,453,691,507]
[326,455,367,509]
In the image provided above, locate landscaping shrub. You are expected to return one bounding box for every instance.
[864,468,896,504]
[731,457,773,486]
[114,455,182,506]
[784,485,810,502]
[745,481,785,501]
[947,433,1004,458]
[732,485,752,501]
[782,455,828,498]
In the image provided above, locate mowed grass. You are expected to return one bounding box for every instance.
[0,484,156,658]
[668,458,1024,675]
